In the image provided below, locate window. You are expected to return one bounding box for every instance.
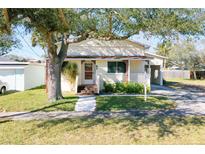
[108,62,126,73]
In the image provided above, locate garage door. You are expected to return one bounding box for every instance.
[0,69,16,90]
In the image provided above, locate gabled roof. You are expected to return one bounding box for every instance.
[0,56,29,65]
[67,39,149,59]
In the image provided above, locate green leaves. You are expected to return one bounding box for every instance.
[1,8,205,57]
[0,34,19,56]
[167,40,205,70]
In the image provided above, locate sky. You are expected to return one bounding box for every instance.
[8,28,205,60]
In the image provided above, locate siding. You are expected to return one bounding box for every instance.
[0,68,24,91]
[130,60,145,73]
[24,64,45,90]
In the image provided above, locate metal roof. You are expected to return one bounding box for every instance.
[67,39,148,58]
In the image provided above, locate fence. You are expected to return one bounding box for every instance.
[163,70,190,79]
[190,71,205,79]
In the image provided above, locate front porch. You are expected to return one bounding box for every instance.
[61,59,152,94]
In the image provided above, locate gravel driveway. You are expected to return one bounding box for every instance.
[151,84,205,115]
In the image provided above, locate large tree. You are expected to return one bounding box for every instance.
[0,8,204,101]
[168,40,205,79]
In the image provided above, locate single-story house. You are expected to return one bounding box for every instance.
[61,38,166,94]
[0,57,45,91]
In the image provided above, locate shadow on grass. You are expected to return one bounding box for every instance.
[30,96,77,112]
[0,85,46,97]
[0,90,18,96]
[28,85,46,90]
[164,80,205,92]
[96,96,175,111]
[0,96,77,119]
[36,115,205,139]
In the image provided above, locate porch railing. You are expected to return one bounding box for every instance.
[96,75,100,94]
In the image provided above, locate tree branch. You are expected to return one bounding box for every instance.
[2,8,11,34]
[57,9,69,30]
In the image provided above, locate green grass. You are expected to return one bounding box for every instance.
[164,78,205,89]
[0,86,77,112]
[0,115,205,144]
[96,96,176,111]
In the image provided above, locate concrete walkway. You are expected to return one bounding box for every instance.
[75,95,96,112]
[0,109,204,121]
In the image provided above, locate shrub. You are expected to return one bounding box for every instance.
[103,82,150,94]
[103,82,115,93]
[115,82,126,93]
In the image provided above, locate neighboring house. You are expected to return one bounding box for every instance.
[0,57,45,91]
[60,38,165,94]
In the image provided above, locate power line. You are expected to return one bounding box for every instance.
[16,27,42,58]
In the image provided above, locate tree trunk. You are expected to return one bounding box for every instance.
[47,56,61,102]
[46,34,68,102]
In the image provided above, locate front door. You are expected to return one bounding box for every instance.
[84,62,94,84]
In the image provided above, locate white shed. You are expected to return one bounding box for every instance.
[0,58,45,91]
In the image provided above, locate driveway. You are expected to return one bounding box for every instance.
[151,84,205,115]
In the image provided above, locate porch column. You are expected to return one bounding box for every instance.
[128,59,131,82]
[147,60,151,87]
[160,65,163,85]
[148,60,151,74]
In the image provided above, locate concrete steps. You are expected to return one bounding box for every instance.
[78,84,97,95]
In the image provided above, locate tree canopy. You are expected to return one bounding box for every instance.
[1,8,205,101]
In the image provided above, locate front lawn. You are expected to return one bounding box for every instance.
[0,86,77,112]
[0,115,205,144]
[96,96,176,111]
[164,78,205,89]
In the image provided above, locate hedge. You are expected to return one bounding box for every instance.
[103,82,150,94]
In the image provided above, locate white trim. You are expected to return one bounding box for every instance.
[82,61,95,85]
[0,62,29,65]
[65,58,151,61]
[145,52,167,59]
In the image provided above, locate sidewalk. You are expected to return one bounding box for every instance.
[0,109,204,121]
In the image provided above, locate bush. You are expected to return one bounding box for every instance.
[103,82,115,93]
[115,82,126,93]
[103,82,150,94]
